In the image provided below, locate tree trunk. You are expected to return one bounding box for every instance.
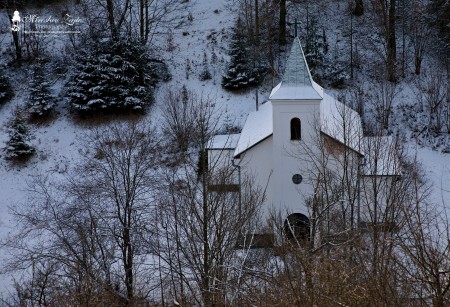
[145,0,150,44]
[201,146,211,306]
[106,0,117,39]
[8,13,21,65]
[279,0,286,45]
[353,0,364,16]
[140,0,144,42]
[123,210,134,304]
[387,0,397,82]
[11,30,21,65]
[255,0,259,46]
[415,56,422,75]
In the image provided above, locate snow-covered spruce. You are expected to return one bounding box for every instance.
[0,69,14,106]
[66,37,169,114]
[26,62,56,117]
[222,18,266,91]
[5,111,35,160]
[199,52,212,81]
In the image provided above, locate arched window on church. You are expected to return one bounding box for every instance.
[290,117,301,140]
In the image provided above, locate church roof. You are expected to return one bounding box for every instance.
[207,133,240,150]
[233,101,273,158]
[232,97,399,176]
[232,95,364,157]
[320,93,364,155]
[209,35,399,176]
[270,37,323,100]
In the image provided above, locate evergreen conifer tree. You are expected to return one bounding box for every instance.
[5,110,35,160]
[303,17,348,87]
[27,62,56,117]
[304,16,325,73]
[199,52,212,81]
[0,69,13,105]
[222,18,266,90]
[67,37,167,114]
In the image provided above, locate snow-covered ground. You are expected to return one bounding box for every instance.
[415,146,450,211]
[0,0,448,296]
[0,0,260,294]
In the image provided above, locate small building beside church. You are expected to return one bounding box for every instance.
[208,37,400,242]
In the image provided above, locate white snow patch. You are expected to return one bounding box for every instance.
[234,101,273,157]
[208,133,240,149]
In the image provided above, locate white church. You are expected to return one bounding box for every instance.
[208,37,400,242]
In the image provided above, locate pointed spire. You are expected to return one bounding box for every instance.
[282,37,313,87]
[269,37,323,100]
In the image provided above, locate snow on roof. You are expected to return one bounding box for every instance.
[270,81,324,100]
[320,93,363,154]
[232,93,364,157]
[216,92,399,177]
[269,37,323,100]
[362,136,400,176]
[214,36,384,161]
[207,133,240,149]
[283,37,313,87]
[233,102,273,157]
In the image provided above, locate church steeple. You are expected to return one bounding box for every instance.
[282,37,313,87]
[270,37,323,100]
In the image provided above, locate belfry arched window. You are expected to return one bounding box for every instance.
[290,117,301,140]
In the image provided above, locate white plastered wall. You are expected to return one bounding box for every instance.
[270,99,321,217]
[238,136,274,218]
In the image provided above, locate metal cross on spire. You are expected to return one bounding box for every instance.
[294,18,299,37]
[287,19,301,37]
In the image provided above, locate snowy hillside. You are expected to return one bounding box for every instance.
[0,0,263,294]
[0,0,448,301]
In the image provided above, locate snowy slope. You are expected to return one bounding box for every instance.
[151,0,265,126]
[0,0,262,294]
[0,0,448,296]
[415,146,450,212]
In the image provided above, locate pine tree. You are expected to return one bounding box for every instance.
[199,52,212,81]
[0,69,13,105]
[304,16,325,74]
[27,62,56,117]
[222,18,266,91]
[5,110,35,160]
[67,37,168,114]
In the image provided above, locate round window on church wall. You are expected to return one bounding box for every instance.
[292,174,303,184]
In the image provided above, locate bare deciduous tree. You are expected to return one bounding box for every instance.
[397,160,450,307]
[3,121,161,305]
[155,88,264,306]
[233,105,426,306]
[371,79,401,130]
[76,0,186,44]
[415,70,449,134]
[370,0,398,82]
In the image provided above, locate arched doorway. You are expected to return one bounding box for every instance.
[284,213,310,242]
